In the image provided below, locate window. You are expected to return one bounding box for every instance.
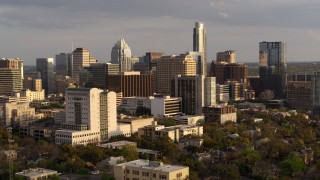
[142,172,149,176]
[133,178,139,180]
[132,170,139,175]
[153,173,156,178]
[126,169,130,174]
[177,172,182,177]
[159,175,167,179]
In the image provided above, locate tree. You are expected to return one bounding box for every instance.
[281,154,307,177]
[162,118,176,127]
[135,106,151,116]
[121,144,138,161]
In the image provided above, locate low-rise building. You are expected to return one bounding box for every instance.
[151,95,182,118]
[118,116,155,134]
[202,104,237,124]
[178,137,203,149]
[138,121,203,142]
[114,159,189,180]
[119,96,152,115]
[19,126,56,140]
[98,141,137,149]
[173,115,204,125]
[21,89,45,102]
[15,168,58,180]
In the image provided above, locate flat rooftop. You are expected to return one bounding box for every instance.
[117,159,187,172]
[15,168,57,177]
[98,140,136,148]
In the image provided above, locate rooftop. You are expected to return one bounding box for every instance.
[15,168,57,177]
[98,141,136,148]
[117,159,188,172]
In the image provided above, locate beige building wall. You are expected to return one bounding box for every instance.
[155,54,196,94]
[114,160,189,180]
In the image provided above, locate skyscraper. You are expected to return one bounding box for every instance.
[56,53,73,77]
[111,39,133,72]
[216,50,236,64]
[312,72,320,118]
[72,48,97,82]
[171,75,216,115]
[259,41,287,97]
[155,54,196,94]
[0,58,23,96]
[36,58,54,95]
[193,22,207,76]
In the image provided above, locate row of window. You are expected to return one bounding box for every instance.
[125,169,167,179]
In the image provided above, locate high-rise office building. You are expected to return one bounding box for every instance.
[80,63,119,89]
[155,54,196,94]
[36,58,54,95]
[259,41,287,98]
[193,22,207,76]
[55,88,103,145]
[107,71,153,97]
[210,62,248,86]
[111,39,133,72]
[0,58,23,96]
[72,48,97,82]
[145,52,164,71]
[216,50,236,64]
[23,77,42,91]
[312,72,320,118]
[56,53,73,77]
[186,51,206,76]
[100,91,117,142]
[171,75,215,115]
[287,81,311,110]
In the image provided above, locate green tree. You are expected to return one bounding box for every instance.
[281,154,307,177]
[162,118,176,127]
[121,144,138,161]
[135,106,151,116]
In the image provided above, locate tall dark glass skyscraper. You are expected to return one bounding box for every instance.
[259,41,287,98]
[36,58,54,95]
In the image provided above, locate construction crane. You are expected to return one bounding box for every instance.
[7,127,14,180]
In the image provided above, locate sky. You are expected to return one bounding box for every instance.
[0,0,320,65]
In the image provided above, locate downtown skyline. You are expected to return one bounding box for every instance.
[0,0,320,64]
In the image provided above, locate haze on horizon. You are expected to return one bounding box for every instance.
[0,0,320,65]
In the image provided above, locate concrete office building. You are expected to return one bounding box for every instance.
[111,38,133,72]
[0,94,43,126]
[155,54,196,94]
[172,75,216,115]
[203,104,237,124]
[0,58,23,96]
[216,84,230,103]
[150,95,182,118]
[107,71,153,97]
[72,48,97,82]
[55,88,103,145]
[193,22,207,76]
[119,96,152,115]
[55,88,131,145]
[21,89,45,102]
[114,159,189,180]
[55,53,73,77]
[216,50,236,64]
[36,58,54,95]
[138,121,203,142]
[259,41,287,97]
